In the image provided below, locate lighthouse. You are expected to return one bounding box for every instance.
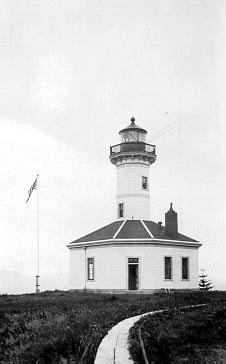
[67,117,201,292]
[110,116,156,220]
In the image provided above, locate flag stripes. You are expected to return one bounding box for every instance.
[26,176,38,203]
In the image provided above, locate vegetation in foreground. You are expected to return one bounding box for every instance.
[129,302,226,364]
[0,290,226,363]
[199,269,214,291]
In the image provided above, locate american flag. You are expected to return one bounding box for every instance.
[26,176,38,203]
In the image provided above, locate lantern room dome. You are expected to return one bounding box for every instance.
[119,116,147,135]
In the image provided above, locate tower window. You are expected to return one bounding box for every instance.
[142,176,148,189]
[118,203,124,218]
[182,257,189,280]
[165,257,172,280]
[87,257,94,280]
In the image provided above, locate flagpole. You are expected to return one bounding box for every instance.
[36,174,40,293]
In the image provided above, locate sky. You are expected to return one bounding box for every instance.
[0,0,225,293]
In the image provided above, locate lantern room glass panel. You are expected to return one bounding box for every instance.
[121,131,146,143]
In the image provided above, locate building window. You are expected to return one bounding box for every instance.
[165,257,172,280]
[128,258,139,264]
[142,176,148,189]
[182,257,189,280]
[118,203,124,218]
[128,257,139,290]
[87,258,94,280]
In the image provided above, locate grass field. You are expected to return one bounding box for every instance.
[129,298,226,364]
[1,290,226,363]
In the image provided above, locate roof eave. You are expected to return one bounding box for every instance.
[67,238,202,249]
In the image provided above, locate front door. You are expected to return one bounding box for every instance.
[128,258,139,290]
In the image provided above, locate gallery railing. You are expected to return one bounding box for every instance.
[110,142,156,155]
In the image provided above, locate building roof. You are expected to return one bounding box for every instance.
[72,220,122,243]
[117,220,150,239]
[119,117,147,135]
[143,220,197,242]
[68,219,198,245]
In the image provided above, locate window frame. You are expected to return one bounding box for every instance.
[87,257,95,281]
[182,257,189,280]
[164,256,173,280]
[142,176,148,190]
[118,203,124,218]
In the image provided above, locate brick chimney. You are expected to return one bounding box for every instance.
[165,203,178,239]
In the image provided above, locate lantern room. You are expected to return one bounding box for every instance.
[119,116,147,143]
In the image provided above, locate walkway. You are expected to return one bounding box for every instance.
[95,303,207,364]
[94,310,163,364]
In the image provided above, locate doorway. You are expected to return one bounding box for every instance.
[128,258,139,290]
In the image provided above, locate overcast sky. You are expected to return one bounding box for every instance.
[0,0,225,293]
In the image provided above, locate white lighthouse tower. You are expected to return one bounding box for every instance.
[109,117,157,220]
